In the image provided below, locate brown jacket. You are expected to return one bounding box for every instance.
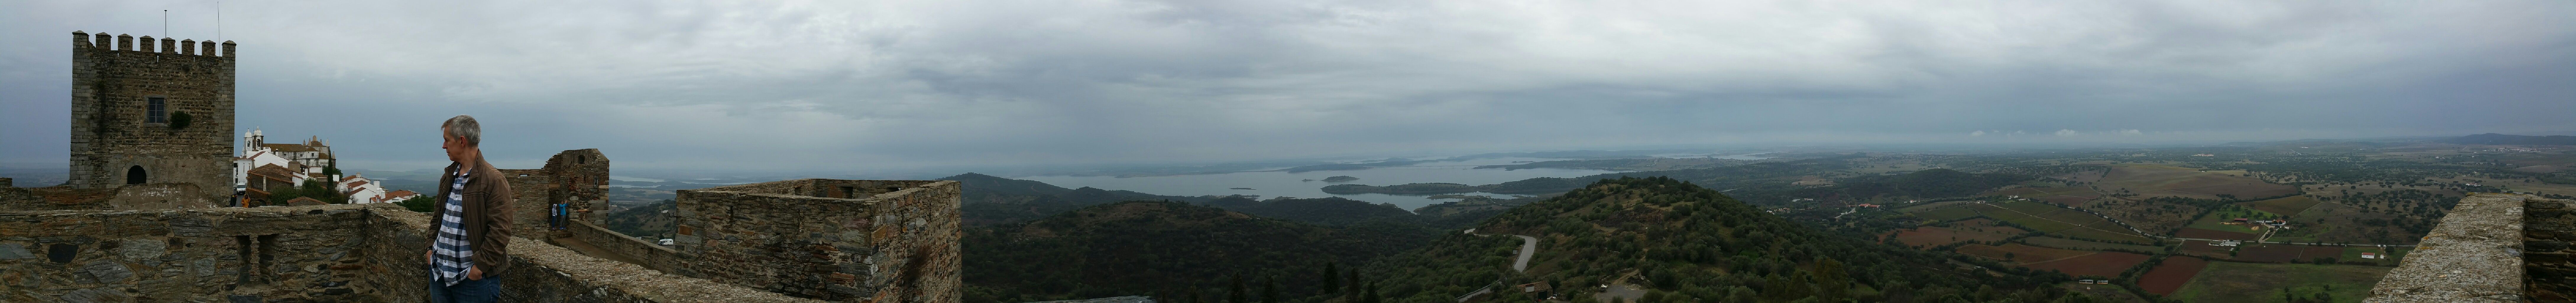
[433,157,513,276]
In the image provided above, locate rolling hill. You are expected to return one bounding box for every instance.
[1357,177,2087,303]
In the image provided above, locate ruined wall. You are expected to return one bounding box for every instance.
[360,202,822,303]
[671,179,960,303]
[498,149,612,239]
[0,183,215,212]
[0,202,832,303]
[66,31,234,196]
[503,168,556,238]
[2365,194,2545,303]
[564,219,688,273]
[542,149,610,223]
[0,204,389,303]
[2527,197,2576,302]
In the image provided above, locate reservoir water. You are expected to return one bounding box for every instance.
[1017,157,1618,211]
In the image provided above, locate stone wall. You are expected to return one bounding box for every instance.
[2528,196,2576,302]
[2364,194,2572,303]
[563,219,688,273]
[0,204,386,303]
[671,179,961,303]
[66,31,234,196]
[1,183,219,212]
[0,202,834,303]
[502,168,556,238]
[362,202,822,303]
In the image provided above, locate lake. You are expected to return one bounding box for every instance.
[1018,157,1618,211]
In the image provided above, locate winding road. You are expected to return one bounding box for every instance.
[1454,234,1539,303]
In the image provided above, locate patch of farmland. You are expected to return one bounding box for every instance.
[2175,240,2235,259]
[1912,206,1981,221]
[2182,206,2281,234]
[2075,198,2206,237]
[2232,244,2348,263]
[2057,221,2154,243]
[2237,195,2326,215]
[2137,257,2210,295]
[1887,226,2020,248]
[2095,165,2297,199]
[1993,199,2066,215]
[2022,236,2161,252]
[2173,228,2258,241]
[2020,252,2149,278]
[1955,243,2093,264]
[2168,262,2386,303]
[1897,200,1974,212]
[2283,201,2423,245]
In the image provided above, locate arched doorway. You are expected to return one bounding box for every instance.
[126,166,147,184]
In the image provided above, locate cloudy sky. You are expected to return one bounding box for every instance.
[4,0,2572,172]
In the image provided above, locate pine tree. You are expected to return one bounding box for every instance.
[1322,262,1340,294]
[1344,269,1359,297]
[1363,282,1380,303]
[1230,274,1248,303]
[1263,276,1279,303]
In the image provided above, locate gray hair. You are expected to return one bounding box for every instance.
[442,115,480,146]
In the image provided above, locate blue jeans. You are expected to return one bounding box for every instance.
[429,275,499,303]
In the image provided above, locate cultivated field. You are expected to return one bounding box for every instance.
[2137,257,2210,295]
[2020,252,2149,278]
[2182,207,2281,234]
[2238,195,2326,216]
[2175,240,2236,259]
[2022,236,2161,252]
[2168,262,2387,303]
[1955,243,2093,264]
[2172,228,2258,241]
[2268,201,2418,245]
[1885,219,2028,248]
[2093,165,2298,199]
[1989,187,2104,206]
[1906,199,2152,242]
[2232,244,2349,263]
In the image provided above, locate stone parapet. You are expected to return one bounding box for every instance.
[2527,196,2576,302]
[672,179,961,303]
[564,218,689,272]
[2365,194,2567,303]
[0,203,831,303]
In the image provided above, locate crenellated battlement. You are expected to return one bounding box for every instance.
[72,31,232,57]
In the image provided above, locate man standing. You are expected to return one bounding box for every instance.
[426,115,512,302]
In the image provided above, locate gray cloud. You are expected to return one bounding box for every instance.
[5,0,2573,171]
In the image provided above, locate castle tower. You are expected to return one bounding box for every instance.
[67,31,236,191]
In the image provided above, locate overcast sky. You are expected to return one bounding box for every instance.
[4,0,2572,172]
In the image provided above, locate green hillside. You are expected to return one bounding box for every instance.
[963,200,1442,303]
[940,173,1214,226]
[1356,177,2089,303]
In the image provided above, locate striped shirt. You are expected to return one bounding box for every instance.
[433,170,475,286]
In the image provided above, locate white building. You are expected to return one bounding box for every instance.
[233,128,339,187]
[338,174,394,204]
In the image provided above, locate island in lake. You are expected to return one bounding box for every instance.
[1322,176,1359,182]
[1229,187,1257,190]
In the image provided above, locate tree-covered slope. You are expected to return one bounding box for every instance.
[940,173,1212,226]
[1202,196,1425,226]
[963,200,1442,303]
[1357,177,2088,303]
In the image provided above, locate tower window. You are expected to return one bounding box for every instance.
[146,97,167,123]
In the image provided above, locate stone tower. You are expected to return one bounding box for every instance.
[66,31,236,191]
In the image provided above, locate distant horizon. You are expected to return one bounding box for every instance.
[1,130,2560,178]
